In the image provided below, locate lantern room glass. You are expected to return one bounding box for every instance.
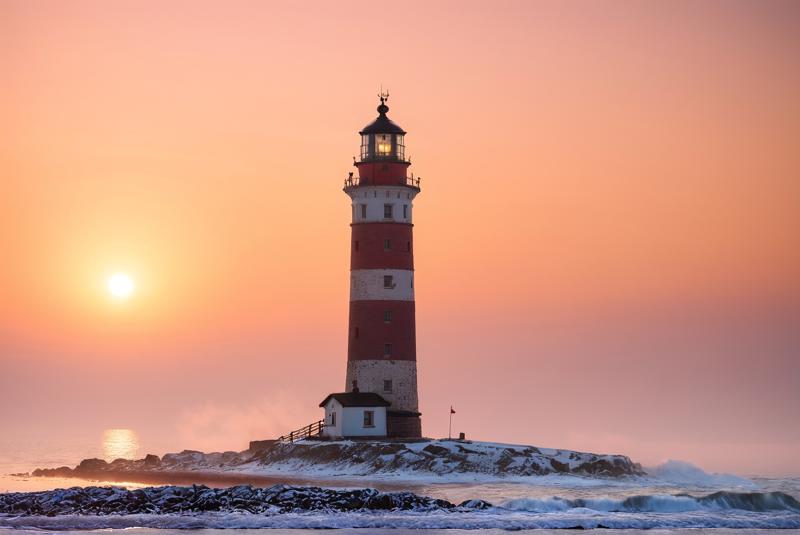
[376,134,392,157]
[359,133,406,161]
[395,134,405,160]
[360,134,370,160]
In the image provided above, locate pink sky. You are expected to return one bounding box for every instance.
[1,0,798,475]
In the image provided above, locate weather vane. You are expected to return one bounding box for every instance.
[378,85,389,103]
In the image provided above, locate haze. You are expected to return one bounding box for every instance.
[1,0,798,476]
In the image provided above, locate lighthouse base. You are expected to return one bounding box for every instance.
[387,410,422,438]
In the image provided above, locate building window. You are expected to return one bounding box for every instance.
[360,204,367,219]
[383,275,394,288]
[403,204,408,219]
[363,410,374,428]
[384,343,393,356]
[384,239,391,250]
[330,411,336,426]
[384,204,393,219]
[383,379,393,392]
[384,310,392,323]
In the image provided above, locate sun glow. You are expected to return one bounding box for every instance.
[108,273,135,299]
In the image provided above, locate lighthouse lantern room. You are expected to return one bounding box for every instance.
[321,94,423,439]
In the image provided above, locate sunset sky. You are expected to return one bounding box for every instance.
[1,0,798,476]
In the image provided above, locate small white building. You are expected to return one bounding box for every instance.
[319,390,390,438]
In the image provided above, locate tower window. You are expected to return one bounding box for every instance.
[403,204,408,218]
[384,310,392,322]
[384,239,391,250]
[383,275,394,288]
[384,343,393,356]
[360,204,367,218]
[383,204,393,218]
[383,379,393,392]
[363,410,375,427]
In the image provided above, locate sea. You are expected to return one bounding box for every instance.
[1,432,799,533]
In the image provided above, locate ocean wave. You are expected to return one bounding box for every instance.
[502,490,800,513]
[645,459,756,487]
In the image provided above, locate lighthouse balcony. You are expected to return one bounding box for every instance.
[344,175,421,191]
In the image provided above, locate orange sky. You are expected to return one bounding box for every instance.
[1,0,799,475]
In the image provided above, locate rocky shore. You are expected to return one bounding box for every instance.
[0,484,470,516]
[28,439,644,482]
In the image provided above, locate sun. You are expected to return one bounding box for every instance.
[108,273,135,299]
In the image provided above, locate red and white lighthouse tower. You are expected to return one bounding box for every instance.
[343,94,422,438]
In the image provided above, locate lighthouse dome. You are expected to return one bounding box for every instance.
[359,100,406,135]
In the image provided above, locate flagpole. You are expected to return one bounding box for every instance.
[448,406,453,440]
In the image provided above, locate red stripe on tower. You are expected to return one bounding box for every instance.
[342,95,422,438]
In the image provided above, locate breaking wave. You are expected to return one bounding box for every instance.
[646,459,756,487]
[502,490,800,513]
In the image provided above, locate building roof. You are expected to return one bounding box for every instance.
[319,391,391,408]
[359,100,406,135]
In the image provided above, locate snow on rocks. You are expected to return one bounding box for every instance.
[0,484,463,516]
[30,439,644,482]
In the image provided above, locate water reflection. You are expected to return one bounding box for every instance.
[102,429,140,461]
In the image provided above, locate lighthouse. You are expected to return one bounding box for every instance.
[320,94,423,439]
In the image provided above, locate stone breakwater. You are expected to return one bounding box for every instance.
[0,484,474,515]
[29,439,645,481]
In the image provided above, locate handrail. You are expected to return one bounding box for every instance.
[277,419,325,443]
[344,175,421,189]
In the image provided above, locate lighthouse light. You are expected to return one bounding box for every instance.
[376,135,392,155]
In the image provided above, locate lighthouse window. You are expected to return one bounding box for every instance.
[360,134,370,160]
[383,275,394,288]
[384,343,393,356]
[383,379,393,392]
[396,134,405,160]
[330,412,336,426]
[360,204,367,219]
[383,204,393,218]
[384,310,392,322]
[384,239,391,250]
[376,134,391,156]
[363,410,375,428]
[403,204,408,218]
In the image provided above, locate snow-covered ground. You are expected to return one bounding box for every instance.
[29,439,644,483]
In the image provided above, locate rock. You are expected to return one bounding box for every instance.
[143,454,161,467]
[76,458,108,472]
[458,499,493,509]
